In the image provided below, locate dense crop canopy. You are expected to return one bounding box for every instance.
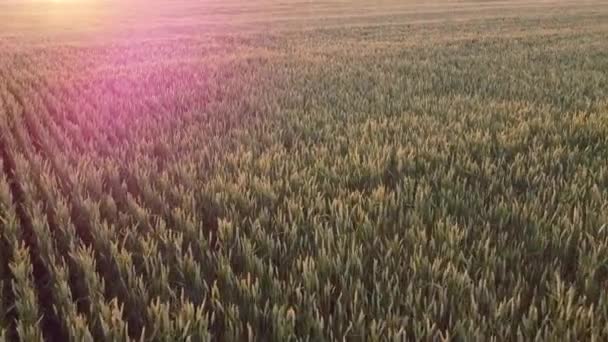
[0,0,607,340]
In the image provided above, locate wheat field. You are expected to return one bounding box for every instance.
[0,0,607,340]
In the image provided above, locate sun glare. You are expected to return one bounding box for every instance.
[22,0,110,33]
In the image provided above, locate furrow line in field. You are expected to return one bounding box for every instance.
[0,72,94,331]
[11,58,86,159]
[0,119,67,342]
[4,53,211,335]
[8,87,193,339]
[1,98,149,340]
[0,95,20,342]
[1,67,133,340]
[1,72,95,339]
